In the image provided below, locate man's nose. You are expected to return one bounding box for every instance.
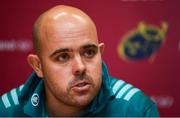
[72,55,86,75]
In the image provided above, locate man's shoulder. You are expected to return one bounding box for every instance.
[0,85,27,116]
[0,73,46,117]
[110,77,144,102]
[104,77,159,117]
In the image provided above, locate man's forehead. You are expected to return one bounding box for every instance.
[39,18,98,54]
[58,41,98,48]
[46,29,97,42]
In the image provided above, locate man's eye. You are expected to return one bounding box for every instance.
[83,49,96,58]
[56,53,70,62]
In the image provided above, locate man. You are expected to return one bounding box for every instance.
[0,5,159,117]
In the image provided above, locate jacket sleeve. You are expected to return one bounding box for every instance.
[144,103,160,117]
[0,94,8,116]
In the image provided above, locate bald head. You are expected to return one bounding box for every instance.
[28,6,104,112]
[32,5,97,55]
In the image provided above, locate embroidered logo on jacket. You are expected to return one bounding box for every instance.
[31,93,39,106]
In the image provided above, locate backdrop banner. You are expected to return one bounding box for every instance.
[0,0,179,116]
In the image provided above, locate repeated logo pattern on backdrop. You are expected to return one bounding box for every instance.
[117,22,168,61]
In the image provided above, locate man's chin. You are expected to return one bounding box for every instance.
[71,94,93,107]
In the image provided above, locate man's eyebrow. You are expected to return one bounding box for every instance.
[49,48,72,57]
[81,44,98,50]
[49,44,98,57]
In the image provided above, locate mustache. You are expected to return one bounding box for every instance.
[68,73,94,89]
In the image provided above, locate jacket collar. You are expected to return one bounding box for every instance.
[20,62,113,116]
[19,73,47,117]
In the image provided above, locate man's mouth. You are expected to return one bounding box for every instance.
[71,81,91,92]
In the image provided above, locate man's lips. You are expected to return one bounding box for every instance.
[71,81,92,92]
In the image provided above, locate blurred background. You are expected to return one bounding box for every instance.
[0,0,179,116]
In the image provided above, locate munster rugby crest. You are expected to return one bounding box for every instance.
[117,22,168,61]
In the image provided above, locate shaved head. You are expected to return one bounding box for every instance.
[32,5,97,55]
[28,5,104,116]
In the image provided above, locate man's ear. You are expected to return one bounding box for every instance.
[99,43,105,54]
[27,54,44,78]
